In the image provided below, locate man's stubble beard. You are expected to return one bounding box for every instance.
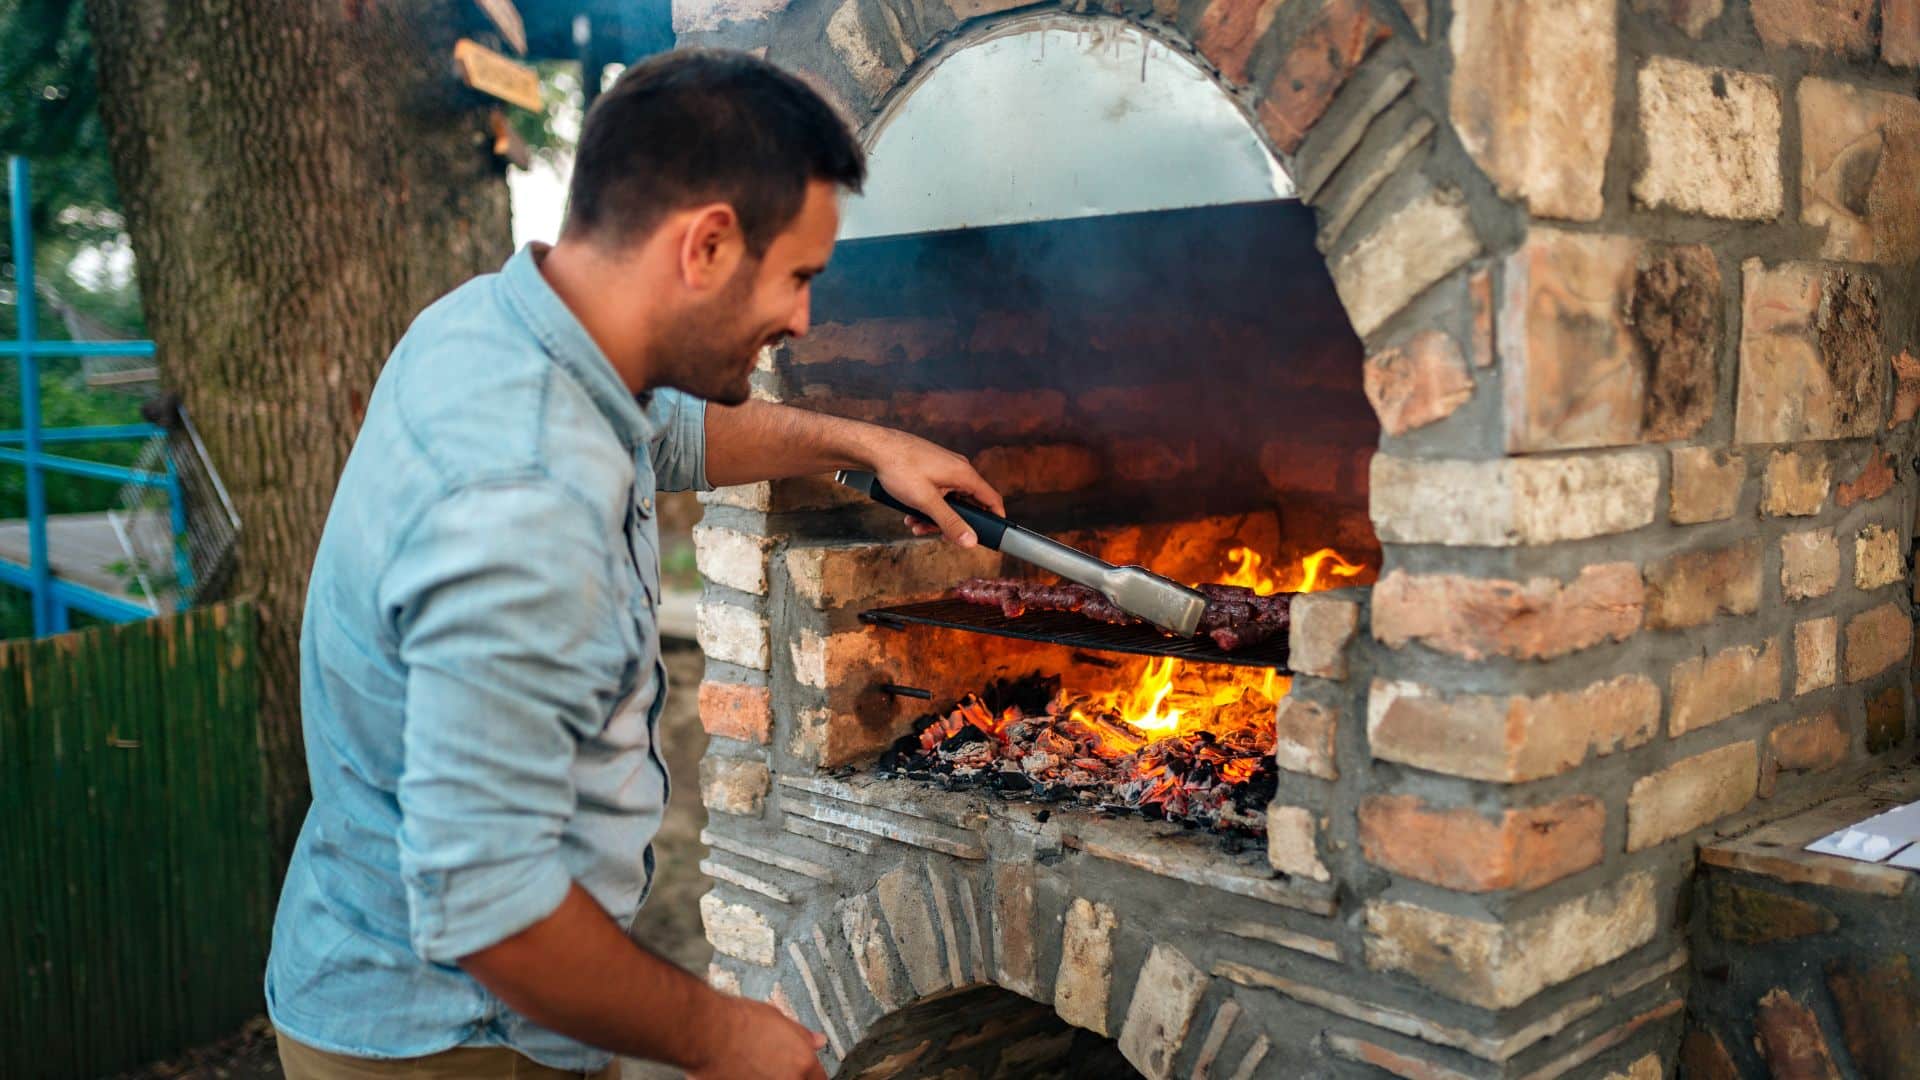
[651,267,765,406]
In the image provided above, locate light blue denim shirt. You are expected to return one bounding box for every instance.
[266,244,707,1071]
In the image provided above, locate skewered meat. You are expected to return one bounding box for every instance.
[952,577,1293,651]
[952,578,1132,624]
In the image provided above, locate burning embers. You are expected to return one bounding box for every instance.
[878,548,1367,838]
[880,666,1285,835]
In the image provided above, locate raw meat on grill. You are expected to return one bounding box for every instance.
[1195,583,1292,651]
[951,577,1292,651]
[952,578,1133,624]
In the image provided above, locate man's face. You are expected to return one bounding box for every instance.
[656,180,839,405]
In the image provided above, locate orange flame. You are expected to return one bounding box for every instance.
[1217,546,1367,595]
[1055,546,1362,753]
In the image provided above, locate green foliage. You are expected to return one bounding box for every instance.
[0,0,123,249]
[508,62,586,168]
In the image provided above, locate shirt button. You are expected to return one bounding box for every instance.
[638,496,654,516]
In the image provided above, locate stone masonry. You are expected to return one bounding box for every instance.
[681,0,1920,1077]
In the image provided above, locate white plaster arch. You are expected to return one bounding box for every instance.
[840,13,1294,240]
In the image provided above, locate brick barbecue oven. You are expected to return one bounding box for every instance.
[679,1,1920,1076]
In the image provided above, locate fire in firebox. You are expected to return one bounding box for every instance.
[879,547,1366,841]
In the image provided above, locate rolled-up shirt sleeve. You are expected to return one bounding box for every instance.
[376,478,631,965]
[647,389,710,493]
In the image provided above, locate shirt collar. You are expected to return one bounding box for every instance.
[499,242,655,450]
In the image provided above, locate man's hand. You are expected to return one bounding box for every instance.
[688,996,829,1080]
[864,429,1005,548]
[704,401,1005,548]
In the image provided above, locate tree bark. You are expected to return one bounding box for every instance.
[84,0,514,858]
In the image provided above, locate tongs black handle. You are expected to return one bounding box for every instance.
[835,470,1010,549]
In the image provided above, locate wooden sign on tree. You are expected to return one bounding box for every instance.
[452,38,542,112]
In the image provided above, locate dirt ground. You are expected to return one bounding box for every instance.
[114,642,716,1080]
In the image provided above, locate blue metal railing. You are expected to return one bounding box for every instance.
[3,156,176,635]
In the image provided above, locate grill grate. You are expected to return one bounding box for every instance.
[859,598,1291,670]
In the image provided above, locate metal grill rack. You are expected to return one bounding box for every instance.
[859,598,1291,671]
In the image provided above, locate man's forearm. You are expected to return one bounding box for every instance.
[703,399,890,488]
[458,884,729,1067]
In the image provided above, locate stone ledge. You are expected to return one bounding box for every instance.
[774,772,1341,916]
[1699,763,1920,898]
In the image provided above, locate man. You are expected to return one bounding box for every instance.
[266,50,1003,1079]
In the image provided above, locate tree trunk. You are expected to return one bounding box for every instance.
[84,0,514,858]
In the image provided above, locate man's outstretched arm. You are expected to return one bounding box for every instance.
[460,885,825,1079]
[703,399,1005,548]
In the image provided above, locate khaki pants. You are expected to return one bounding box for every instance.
[277,1030,621,1079]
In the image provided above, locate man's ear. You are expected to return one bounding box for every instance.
[679,203,745,292]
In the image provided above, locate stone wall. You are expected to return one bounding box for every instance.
[685,0,1920,1076]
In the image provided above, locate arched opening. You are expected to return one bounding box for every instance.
[842,15,1293,239]
[835,985,1141,1079]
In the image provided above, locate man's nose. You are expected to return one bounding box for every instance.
[787,290,811,338]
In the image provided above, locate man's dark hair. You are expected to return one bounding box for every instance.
[564,50,866,256]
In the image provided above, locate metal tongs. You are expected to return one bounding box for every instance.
[836,469,1208,637]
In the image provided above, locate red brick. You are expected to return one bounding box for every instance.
[1260,440,1345,495]
[1827,956,1920,1078]
[1644,540,1762,630]
[1363,330,1473,435]
[1670,447,1745,524]
[1445,268,1483,371]
[1781,528,1840,601]
[1255,0,1391,154]
[1358,793,1604,892]
[1500,230,1643,450]
[889,389,1066,439]
[1370,565,1643,661]
[1669,639,1782,736]
[1768,710,1848,780]
[1856,524,1904,590]
[1837,449,1895,507]
[700,681,773,744]
[1892,351,1920,427]
[1195,0,1288,85]
[1762,448,1832,516]
[700,756,771,816]
[1633,0,1726,37]
[1273,695,1339,779]
[1368,674,1660,782]
[788,317,956,366]
[1846,602,1913,682]
[1680,1028,1740,1080]
[1289,593,1360,679]
[1635,59,1783,221]
[966,309,1048,356]
[1752,0,1874,55]
[1795,617,1838,693]
[1626,741,1759,851]
[1111,439,1199,483]
[1739,263,1883,445]
[972,444,1100,495]
[1890,1,1920,67]
[1452,0,1616,221]
[1868,685,1907,752]
[1801,78,1920,266]
[1754,988,1843,1078]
